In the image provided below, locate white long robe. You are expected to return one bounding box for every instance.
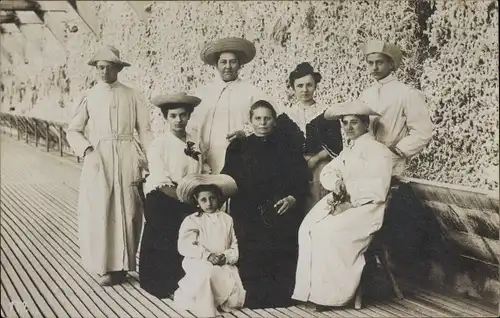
[293,133,392,306]
[66,80,153,275]
[188,77,277,173]
[143,130,210,195]
[174,211,246,317]
[359,74,433,175]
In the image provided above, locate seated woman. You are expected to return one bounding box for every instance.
[293,100,393,309]
[286,62,343,207]
[139,93,211,298]
[221,100,311,308]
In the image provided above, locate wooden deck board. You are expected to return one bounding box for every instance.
[5,185,169,318]
[1,218,88,318]
[1,209,110,318]
[1,136,498,318]
[1,187,139,318]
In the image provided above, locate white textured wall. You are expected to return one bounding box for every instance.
[0,0,498,190]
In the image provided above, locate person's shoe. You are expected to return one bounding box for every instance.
[315,305,332,312]
[98,273,114,286]
[111,271,127,284]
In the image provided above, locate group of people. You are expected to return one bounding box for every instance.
[66,36,433,316]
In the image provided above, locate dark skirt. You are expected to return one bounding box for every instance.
[139,189,194,298]
[231,197,304,308]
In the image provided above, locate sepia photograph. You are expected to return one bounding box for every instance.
[0,0,498,317]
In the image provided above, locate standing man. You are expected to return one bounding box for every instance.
[359,39,433,175]
[67,45,153,286]
[189,37,277,173]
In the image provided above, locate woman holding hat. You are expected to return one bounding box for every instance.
[286,62,344,208]
[221,100,310,308]
[174,174,245,317]
[293,100,393,309]
[139,93,211,298]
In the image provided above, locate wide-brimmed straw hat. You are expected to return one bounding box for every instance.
[87,45,131,67]
[176,174,238,205]
[151,92,202,110]
[201,37,256,66]
[324,100,381,120]
[361,39,402,70]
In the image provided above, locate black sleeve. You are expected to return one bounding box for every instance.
[275,113,306,154]
[220,138,244,185]
[306,113,343,156]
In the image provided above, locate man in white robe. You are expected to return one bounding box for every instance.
[67,46,153,286]
[359,39,433,175]
[188,37,277,173]
[293,100,393,308]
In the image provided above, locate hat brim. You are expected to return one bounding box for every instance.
[151,94,202,109]
[324,101,381,120]
[201,37,256,66]
[87,59,131,67]
[177,174,238,205]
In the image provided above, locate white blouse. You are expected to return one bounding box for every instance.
[144,131,210,195]
[285,101,327,134]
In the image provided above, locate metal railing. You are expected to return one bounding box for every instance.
[0,112,81,162]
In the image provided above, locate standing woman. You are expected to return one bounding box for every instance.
[139,93,211,298]
[286,62,343,206]
[221,100,310,308]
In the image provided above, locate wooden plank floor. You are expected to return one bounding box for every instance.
[1,135,498,318]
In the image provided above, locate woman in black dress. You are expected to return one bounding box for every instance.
[221,100,310,308]
[286,62,344,207]
[139,93,210,298]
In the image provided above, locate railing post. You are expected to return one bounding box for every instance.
[46,122,50,152]
[35,120,39,147]
[59,125,63,157]
[25,121,29,144]
[16,117,20,140]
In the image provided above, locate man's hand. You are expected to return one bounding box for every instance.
[275,196,296,215]
[226,130,246,142]
[84,146,94,157]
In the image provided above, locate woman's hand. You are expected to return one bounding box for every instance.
[216,254,227,266]
[306,156,319,169]
[207,253,221,265]
[275,195,297,215]
[331,202,354,216]
[333,179,346,195]
[226,130,246,142]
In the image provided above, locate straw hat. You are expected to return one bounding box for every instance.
[201,37,256,66]
[176,174,238,205]
[324,100,381,120]
[87,45,131,67]
[151,92,202,109]
[361,39,402,70]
